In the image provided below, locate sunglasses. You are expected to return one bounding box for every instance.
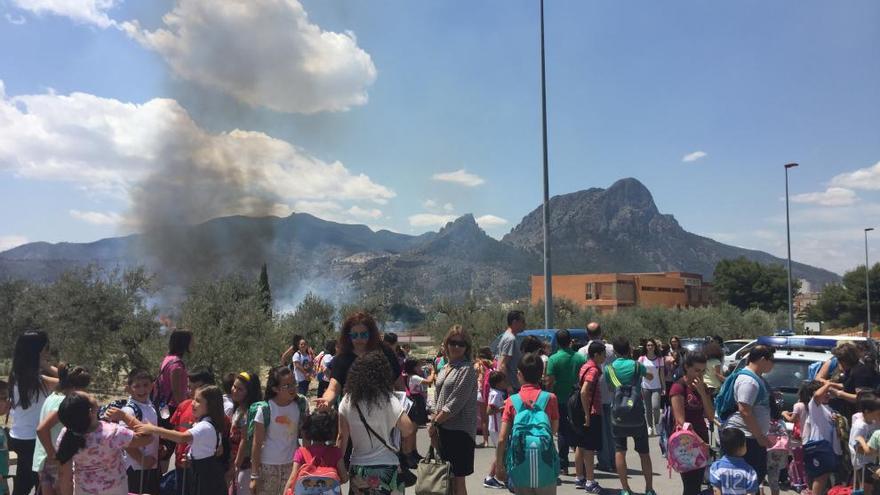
[447,340,467,349]
[350,331,370,340]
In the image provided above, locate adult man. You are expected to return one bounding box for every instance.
[722,345,775,484]
[545,329,586,474]
[497,310,525,391]
[577,322,616,472]
[605,336,655,495]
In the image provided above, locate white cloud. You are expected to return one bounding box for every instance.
[347,206,382,219]
[443,203,454,212]
[0,235,29,252]
[10,0,117,28]
[423,199,455,212]
[476,214,508,228]
[830,161,880,190]
[69,209,124,226]
[122,0,376,114]
[0,82,395,226]
[408,213,457,228]
[791,187,858,207]
[682,151,707,163]
[431,169,485,187]
[5,13,27,25]
[423,199,438,209]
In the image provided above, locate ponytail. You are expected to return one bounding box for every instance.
[56,393,93,464]
[57,364,91,393]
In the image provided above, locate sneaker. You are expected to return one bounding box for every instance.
[483,477,505,489]
[584,480,603,494]
[574,478,587,489]
[618,490,631,495]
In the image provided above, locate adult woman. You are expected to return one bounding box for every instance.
[9,331,58,495]
[231,371,262,495]
[428,325,478,495]
[637,338,665,436]
[156,330,192,417]
[338,351,416,495]
[702,342,725,394]
[669,351,714,495]
[317,312,402,409]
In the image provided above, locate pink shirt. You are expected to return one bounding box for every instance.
[63,422,135,495]
[159,355,187,408]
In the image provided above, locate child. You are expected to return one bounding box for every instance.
[169,367,215,494]
[574,341,606,494]
[494,353,560,494]
[764,417,789,495]
[137,386,228,495]
[0,380,10,495]
[222,372,236,419]
[251,366,308,495]
[482,371,508,489]
[403,359,433,426]
[121,369,161,495]
[850,391,880,494]
[282,410,348,495]
[231,371,262,495]
[34,364,91,495]
[475,347,495,447]
[56,391,152,495]
[803,380,841,495]
[709,428,759,495]
[781,382,810,492]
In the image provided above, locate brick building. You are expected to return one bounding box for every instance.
[531,272,711,313]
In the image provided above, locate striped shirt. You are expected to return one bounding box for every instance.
[433,360,478,434]
[709,455,759,495]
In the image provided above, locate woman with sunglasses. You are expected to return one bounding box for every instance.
[428,325,478,495]
[316,312,402,410]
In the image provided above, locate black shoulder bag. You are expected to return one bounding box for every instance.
[354,403,417,487]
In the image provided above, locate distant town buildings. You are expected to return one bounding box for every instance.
[531,272,712,313]
[795,278,819,316]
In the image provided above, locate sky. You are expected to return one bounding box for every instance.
[0,0,878,276]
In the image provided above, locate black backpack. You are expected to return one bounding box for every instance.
[567,367,590,431]
[605,361,645,434]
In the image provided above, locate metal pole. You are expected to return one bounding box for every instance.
[784,163,798,333]
[867,228,874,337]
[540,0,553,329]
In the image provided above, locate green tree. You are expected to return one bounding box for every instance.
[258,263,272,318]
[276,293,336,350]
[806,263,880,328]
[713,257,800,312]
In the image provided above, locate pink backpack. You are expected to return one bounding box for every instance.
[667,423,709,475]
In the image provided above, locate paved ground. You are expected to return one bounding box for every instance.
[410,428,801,495]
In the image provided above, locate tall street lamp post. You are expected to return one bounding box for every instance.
[784,163,798,333]
[866,227,874,337]
[539,0,553,329]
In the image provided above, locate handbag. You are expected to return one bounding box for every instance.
[414,446,452,495]
[803,438,838,477]
[354,404,417,487]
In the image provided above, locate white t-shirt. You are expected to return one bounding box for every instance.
[487,388,504,433]
[408,375,426,396]
[122,398,160,470]
[188,418,219,461]
[637,356,663,390]
[806,398,841,454]
[792,402,808,438]
[319,354,333,382]
[339,393,404,466]
[849,412,879,468]
[223,394,234,419]
[10,384,49,440]
[292,352,313,382]
[254,399,303,465]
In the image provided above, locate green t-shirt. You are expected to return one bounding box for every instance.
[32,392,65,473]
[604,358,647,393]
[546,348,586,400]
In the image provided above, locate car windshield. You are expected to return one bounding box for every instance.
[762,360,810,391]
[722,341,745,355]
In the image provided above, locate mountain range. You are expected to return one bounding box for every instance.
[0,178,840,305]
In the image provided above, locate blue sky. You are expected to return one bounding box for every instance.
[0,0,878,275]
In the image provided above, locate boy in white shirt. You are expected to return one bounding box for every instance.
[482,371,508,489]
[122,369,161,495]
[851,392,880,493]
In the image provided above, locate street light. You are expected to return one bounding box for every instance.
[866,227,874,337]
[539,0,553,329]
[784,163,798,333]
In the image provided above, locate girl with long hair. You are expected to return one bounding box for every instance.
[474,347,494,448]
[669,352,714,495]
[230,371,262,495]
[316,312,401,409]
[701,341,726,394]
[9,330,59,495]
[136,386,228,495]
[34,364,91,495]
[55,392,151,495]
[338,351,416,495]
[637,338,665,436]
[156,330,193,416]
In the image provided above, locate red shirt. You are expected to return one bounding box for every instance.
[501,384,559,424]
[170,399,195,467]
[669,379,709,442]
[578,360,603,417]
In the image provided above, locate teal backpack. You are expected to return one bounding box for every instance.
[242,396,308,460]
[714,368,767,421]
[505,391,559,489]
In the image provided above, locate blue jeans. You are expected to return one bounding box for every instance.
[598,404,615,469]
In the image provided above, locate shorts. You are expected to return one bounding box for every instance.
[613,428,650,454]
[575,415,603,451]
[489,430,499,448]
[437,426,475,477]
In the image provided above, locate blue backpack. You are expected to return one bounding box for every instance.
[505,391,559,489]
[714,368,768,421]
[807,356,837,382]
